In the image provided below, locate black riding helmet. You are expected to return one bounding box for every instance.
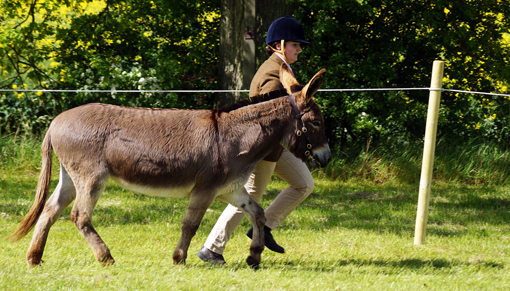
[265,16,310,45]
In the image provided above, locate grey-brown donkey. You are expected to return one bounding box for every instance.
[10,65,331,269]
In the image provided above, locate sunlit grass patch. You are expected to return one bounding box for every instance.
[2,136,510,289]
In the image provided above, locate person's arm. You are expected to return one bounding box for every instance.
[258,76,283,95]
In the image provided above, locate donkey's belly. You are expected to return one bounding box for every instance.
[110,176,195,198]
[216,171,252,197]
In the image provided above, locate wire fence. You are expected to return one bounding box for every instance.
[1,87,510,97]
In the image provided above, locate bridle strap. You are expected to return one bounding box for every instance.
[288,93,311,119]
[287,94,326,161]
[288,94,301,116]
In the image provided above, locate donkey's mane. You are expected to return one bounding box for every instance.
[212,88,285,115]
[213,85,304,115]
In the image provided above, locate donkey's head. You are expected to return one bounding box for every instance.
[280,64,331,169]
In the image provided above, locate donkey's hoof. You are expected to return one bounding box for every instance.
[173,258,187,265]
[246,256,260,270]
[27,259,43,269]
[101,257,115,267]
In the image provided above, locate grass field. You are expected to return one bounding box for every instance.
[1,137,510,290]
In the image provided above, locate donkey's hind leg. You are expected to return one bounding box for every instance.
[221,188,266,268]
[27,164,77,267]
[70,176,114,266]
[173,189,217,264]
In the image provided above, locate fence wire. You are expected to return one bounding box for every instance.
[1,87,510,97]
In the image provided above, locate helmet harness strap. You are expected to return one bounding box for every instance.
[268,40,295,78]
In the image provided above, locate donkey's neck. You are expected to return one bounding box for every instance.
[216,96,295,161]
[247,95,292,117]
[221,96,294,128]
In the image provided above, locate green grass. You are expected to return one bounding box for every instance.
[1,137,510,290]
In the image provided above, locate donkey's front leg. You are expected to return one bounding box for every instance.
[224,188,266,268]
[173,190,216,264]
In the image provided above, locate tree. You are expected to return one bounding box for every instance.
[215,0,245,107]
[254,0,298,68]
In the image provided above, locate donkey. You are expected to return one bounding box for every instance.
[11,65,331,269]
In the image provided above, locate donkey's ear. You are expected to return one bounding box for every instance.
[301,69,326,102]
[279,63,300,95]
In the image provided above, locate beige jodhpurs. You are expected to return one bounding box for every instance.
[204,149,314,254]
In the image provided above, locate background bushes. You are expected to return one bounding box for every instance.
[1,0,510,153]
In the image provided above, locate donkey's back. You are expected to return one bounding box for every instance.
[51,103,225,194]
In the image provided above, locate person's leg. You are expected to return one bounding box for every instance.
[201,160,276,257]
[264,149,314,230]
[245,150,313,252]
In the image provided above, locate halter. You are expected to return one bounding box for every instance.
[287,94,327,163]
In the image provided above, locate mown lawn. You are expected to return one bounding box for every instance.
[1,136,510,290]
[1,167,510,290]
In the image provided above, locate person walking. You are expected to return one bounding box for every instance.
[198,16,314,264]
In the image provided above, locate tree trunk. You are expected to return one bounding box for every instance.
[254,0,298,68]
[216,0,245,107]
[243,0,256,91]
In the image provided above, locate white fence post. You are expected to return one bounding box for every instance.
[414,60,445,245]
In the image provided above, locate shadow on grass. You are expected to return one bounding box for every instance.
[259,257,505,272]
[193,257,504,273]
[264,183,510,236]
[1,180,230,227]
[3,178,510,237]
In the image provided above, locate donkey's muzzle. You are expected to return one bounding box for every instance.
[307,142,331,169]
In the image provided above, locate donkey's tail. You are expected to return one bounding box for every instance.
[10,131,53,241]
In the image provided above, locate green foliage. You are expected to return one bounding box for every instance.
[0,88,58,136]
[2,0,510,150]
[53,0,220,109]
[0,0,220,134]
[314,137,510,186]
[292,0,510,148]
